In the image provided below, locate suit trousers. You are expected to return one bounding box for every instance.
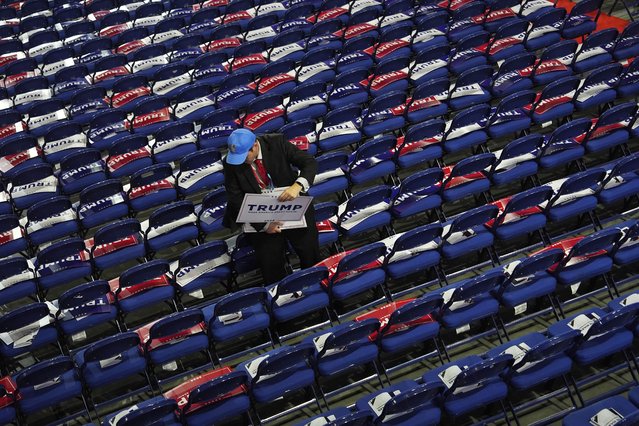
[246,209,321,285]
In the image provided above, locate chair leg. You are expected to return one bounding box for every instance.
[499,400,513,426]
[561,374,579,409]
[538,228,552,246]
[547,294,562,321]
[438,336,451,362]
[371,359,386,389]
[490,315,505,344]
[588,211,603,230]
[603,272,620,298]
[625,349,639,384]
[433,337,445,366]
[435,265,448,287]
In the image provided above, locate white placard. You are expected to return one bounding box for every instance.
[236,187,312,223]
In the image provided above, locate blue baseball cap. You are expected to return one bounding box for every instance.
[226,128,256,165]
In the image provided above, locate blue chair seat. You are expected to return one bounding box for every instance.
[491,161,538,186]
[0,239,28,259]
[350,162,396,186]
[184,394,251,426]
[18,370,82,414]
[180,266,231,294]
[448,92,491,111]
[0,406,15,424]
[563,21,596,39]
[556,256,613,285]
[488,118,532,139]
[574,55,612,74]
[76,347,146,388]
[614,244,639,265]
[269,291,329,324]
[444,131,487,154]
[575,90,617,112]
[629,386,639,406]
[572,329,634,365]
[547,196,598,223]
[442,231,494,260]
[94,243,146,270]
[318,230,339,247]
[585,130,630,153]
[386,251,441,280]
[442,179,490,203]
[539,146,585,169]
[444,381,508,417]
[0,281,37,305]
[210,311,270,343]
[332,269,386,301]
[59,306,118,335]
[118,286,175,314]
[493,214,547,241]
[340,212,391,237]
[440,295,499,329]
[381,322,440,354]
[81,204,130,229]
[0,327,58,358]
[39,265,92,291]
[407,103,448,123]
[497,274,556,308]
[492,78,533,98]
[564,396,639,426]
[532,103,574,123]
[396,147,443,169]
[316,344,379,376]
[308,178,349,198]
[149,334,209,366]
[147,226,199,252]
[391,194,442,219]
[318,131,362,152]
[29,222,79,246]
[599,179,639,205]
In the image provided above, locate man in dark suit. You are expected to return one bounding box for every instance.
[222,128,321,284]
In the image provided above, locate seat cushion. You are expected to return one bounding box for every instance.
[118,286,175,314]
[185,394,250,426]
[547,196,598,223]
[440,294,499,329]
[386,250,441,280]
[442,230,494,260]
[497,274,556,308]
[317,344,379,376]
[332,269,386,301]
[381,321,440,354]
[556,256,613,285]
[493,214,547,241]
[149,334,209,365]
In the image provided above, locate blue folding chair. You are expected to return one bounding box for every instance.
[327,69,369,110]
[256,60,298,97]
[395,120,444,170]
[266,266,331,334]
[383,223,443,283]
[321,243,385,308]
[524,8,565,51]
[142,309,212,384]
[237,343,322,422]
[441,153,495,203]
[361,91,407,137]
[110,75,151,112]
[564,395,639,426]
[315,202,340,249]
[178,370,252,426]
[145,201,199,255]
[489,134,543,188]
[573,28,617,74]
[56,280,119,346]
[562,0,602,39]
[13,76,52,113]
[448,2,487,43]
[421,354,515,424]
[616,57,639,98]
[614,21,639,61]
[297,46,338,84]
[488,91,536,140]
[176,149,224,197]
[443,104,491,154]
[174,240,232,303]
[91,54,131,90]
[78,179,130,230]
[115,260,177,326]
[191,52,229,88]
[367,56,411,98]
[356,380,445,425]
[530,76,579,124]
[492,52,536,98]
[487,331,583,410]
[106,135,153,179]
[269,29,307,63]
[295,408,369,426]
[87,109,131,151]
[0,257,37,307]
[317,104,363,152]
[449,32,490,75]
[440,204,500,265]
[574,63,621,112]
[391,168,443,221]
[598,154,639,206]
[493,248,565,319]
[544,168,606,229]
[487,19,528,63]
[448,65,493,111]
[16,357,92,424]
[128,164,177,213]
[412,11,449,52]
[25,195,79,247]
[75,331,152,405]
[303,318,385,390]
[59,148,107,195]
[216,72,258,110]
[199,107,240,150]
[105,397,180,425]
[585,103,635,155]
[346,136,397,186]
[36,237,92,294]
[0,302,60,361]
[409,43,450,87]
[197,188,226,237]
[0,215,27,258]
[202,287,273,363]
[548,306,639,374]
[376,294,445,363]
[151,63,191,98]
[131,96,173,137]
[9,163,60,211]
[406,78,449,123]
[280,119,319,156]
[538,118,591,170]
[532,40,577,86]
[91,219,145,273]
[552,228,622,296]
[243,94,286,134]
[488,186,554,243]
[335,185,392,238]
[286,81,329,122]
[41,122,86,165]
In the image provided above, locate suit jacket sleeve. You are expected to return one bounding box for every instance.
[277,133,318,186]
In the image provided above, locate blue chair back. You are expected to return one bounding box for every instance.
[185,371,248,411]
[379,382,445,423]
[448,204,499,234]
[385,293,444,334]
[333,243,387,284]
[318,318,380,357]
[118,399,179,425]
[213,287,268,319]
[448,354,513,394]
[445,270,505,309]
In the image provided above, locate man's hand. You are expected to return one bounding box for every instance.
[265,221,283,234]
[278,183,302,202]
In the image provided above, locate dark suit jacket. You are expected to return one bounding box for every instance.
[222,133,318,232]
